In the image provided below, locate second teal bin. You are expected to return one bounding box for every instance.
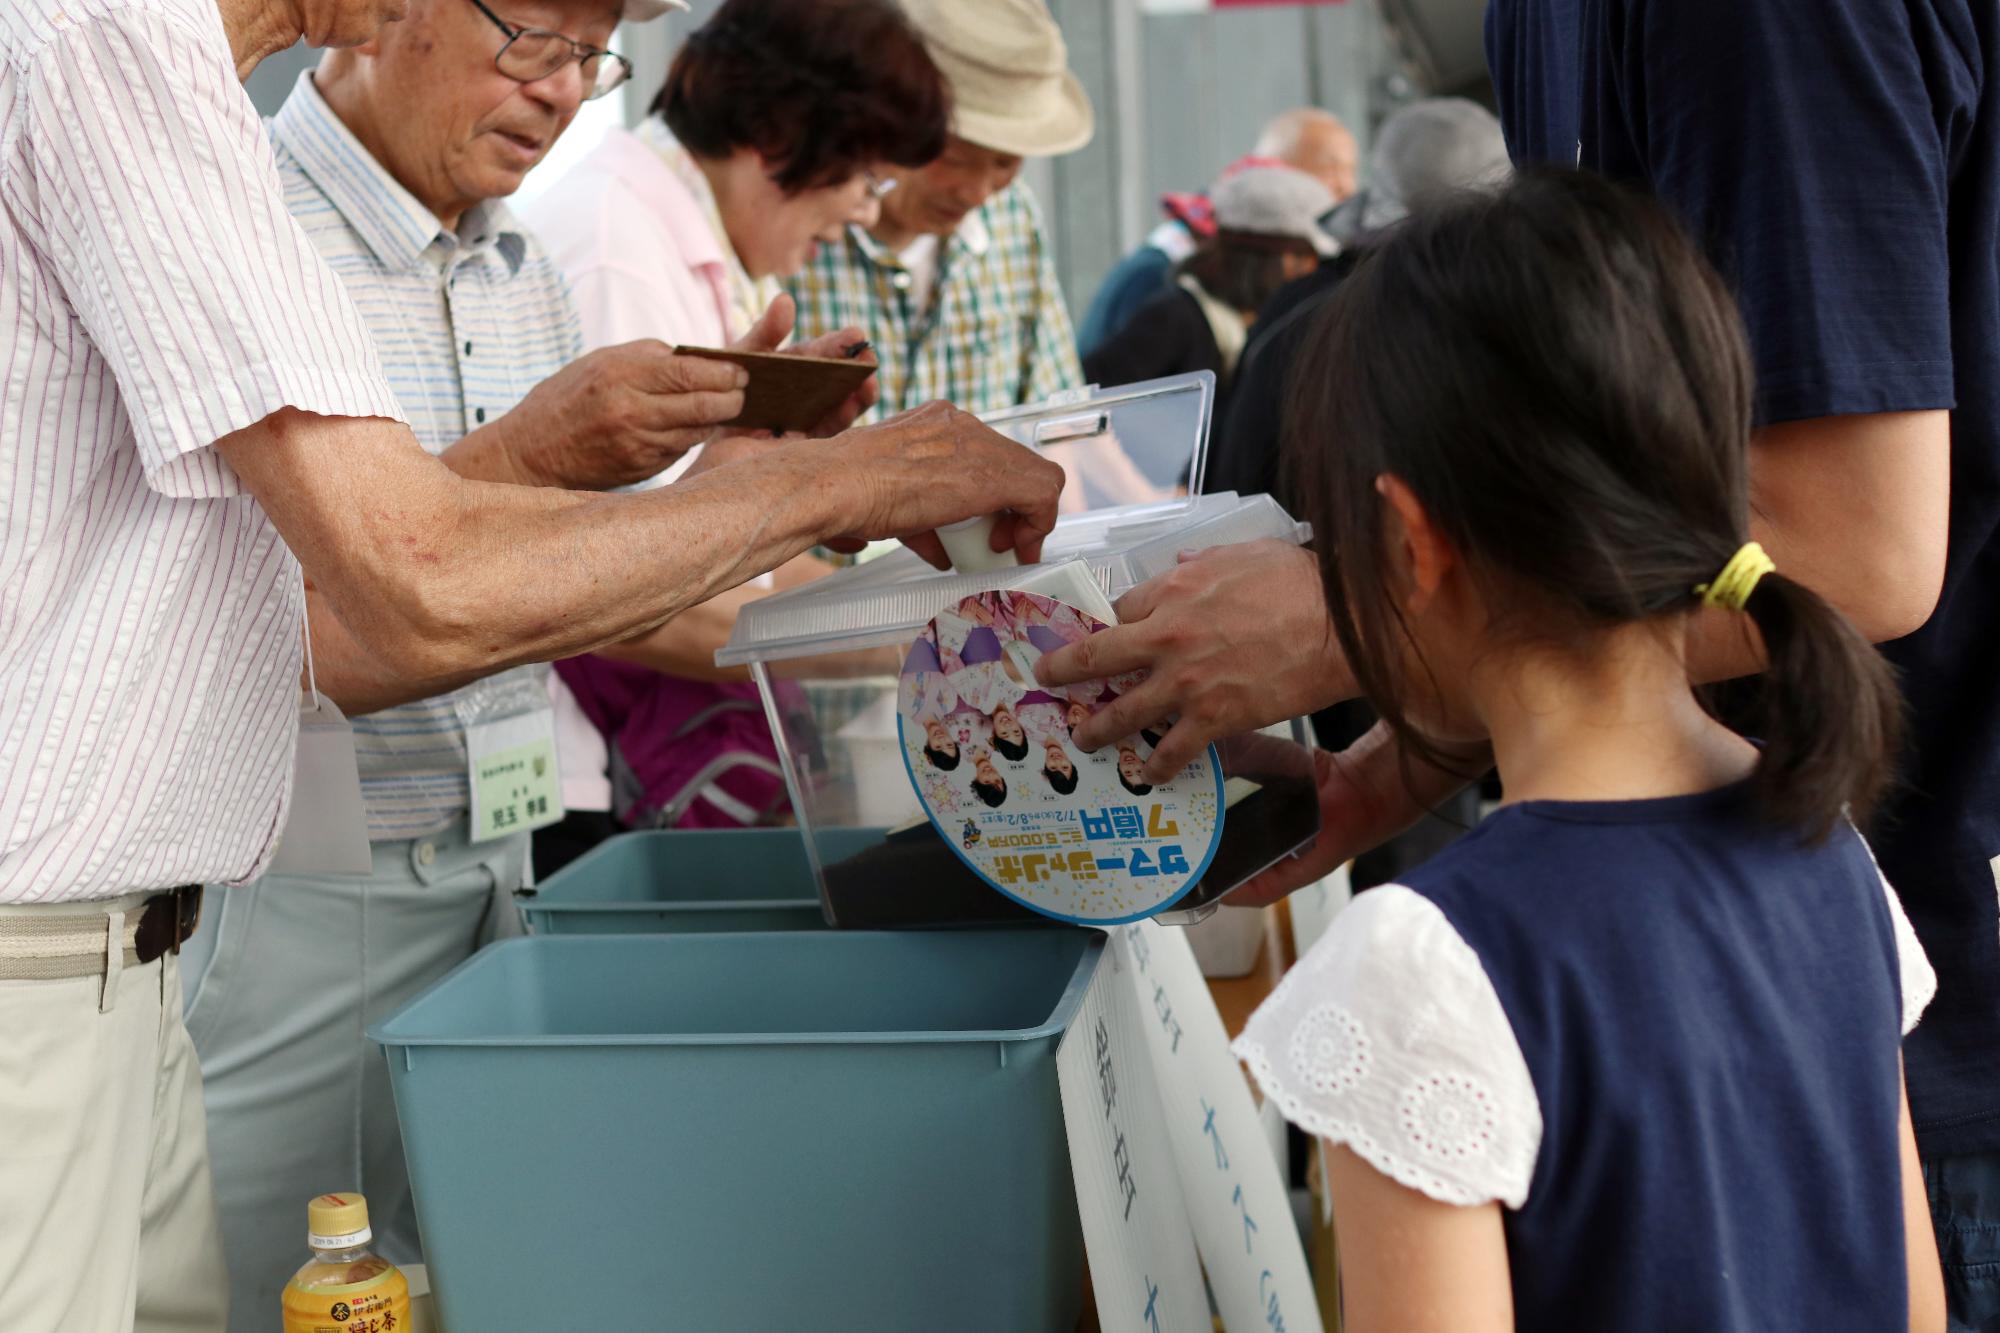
[519,827,885,934]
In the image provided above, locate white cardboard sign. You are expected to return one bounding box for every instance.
[1060,921,1323,1333]
[1058,944,1208,1330]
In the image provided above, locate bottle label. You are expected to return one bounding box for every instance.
[282,1266,410,1333]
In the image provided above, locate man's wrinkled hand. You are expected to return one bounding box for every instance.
[504,341,751,490]
[1035,540,1354,781]
[823,400,1063,566]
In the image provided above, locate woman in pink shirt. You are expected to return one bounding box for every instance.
[528,0,948,353]
[526,0,949,871]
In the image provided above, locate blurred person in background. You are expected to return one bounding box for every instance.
[1209,98,1511,502]
[1082,163,1335,428]
[1077,107,1357,357]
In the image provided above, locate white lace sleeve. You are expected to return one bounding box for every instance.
[1878,873,1936,1037]
[1231,885,1542,1209]
[1853,831,1937,1036]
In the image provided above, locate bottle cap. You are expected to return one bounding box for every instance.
[307,1193,373,1250]
[936,514,1020,573]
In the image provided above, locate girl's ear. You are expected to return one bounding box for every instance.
[1375,473,1456,617]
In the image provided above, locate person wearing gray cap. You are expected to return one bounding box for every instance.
[1082,162,1336,427]
[1197,99,1508,898]
[1209,98,1511,501]
[1076,107,1359,358]
[785,0,1094,420]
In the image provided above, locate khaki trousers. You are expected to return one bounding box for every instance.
[0,894,228,1332]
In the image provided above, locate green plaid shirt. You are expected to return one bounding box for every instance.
[786,181,1085,420]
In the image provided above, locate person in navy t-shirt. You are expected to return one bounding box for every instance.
[1486,2,2000,1321]
[1239,171,1943,1332]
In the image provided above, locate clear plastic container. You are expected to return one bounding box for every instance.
[720,473,1321,928]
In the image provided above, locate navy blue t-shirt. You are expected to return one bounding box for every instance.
[1409,790,1908,1330]
[1488,0,2000,1157]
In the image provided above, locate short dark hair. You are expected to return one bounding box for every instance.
[1117,773,1154,797]
[922,740,960,772]
[972,776,1008,808]
[1284,169,1901,839]
[1043,762,1079,795]
[992,731,1029,763]
[1181,231,1319,315]
[654,0,949,195]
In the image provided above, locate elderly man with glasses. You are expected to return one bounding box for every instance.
[175,0,882,1324]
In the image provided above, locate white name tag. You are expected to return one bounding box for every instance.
[466,708,564,843]
[268,693,373,878]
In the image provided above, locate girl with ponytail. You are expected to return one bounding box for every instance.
[1236,170,1944,1332]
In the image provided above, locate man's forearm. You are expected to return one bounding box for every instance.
[223,411,844,685]
[597,553,833,682]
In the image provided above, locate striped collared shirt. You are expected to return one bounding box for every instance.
[0,0,405,903]
[784,181,1085,421]
[272,73,582,840]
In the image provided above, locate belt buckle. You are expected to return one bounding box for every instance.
[172,884,202,949]
[135,885,202,965]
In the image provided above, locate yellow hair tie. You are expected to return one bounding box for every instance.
[1695,541,1775,611]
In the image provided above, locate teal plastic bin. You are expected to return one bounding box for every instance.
[369,929,1101,1332]
[519,827,885,934]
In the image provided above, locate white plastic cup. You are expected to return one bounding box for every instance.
[937,515,1020,573]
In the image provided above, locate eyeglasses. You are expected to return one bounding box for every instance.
[465,0,633,102]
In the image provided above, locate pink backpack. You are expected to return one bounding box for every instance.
[554,656,800,830]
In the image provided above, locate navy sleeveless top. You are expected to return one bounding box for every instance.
[1402,786,1908,1329]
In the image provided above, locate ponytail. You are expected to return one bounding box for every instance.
[1739,573,1902,839]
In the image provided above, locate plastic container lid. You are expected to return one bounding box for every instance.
[718,491,1311,667]
[308,1193,373,1249]
[979,370,1217,502]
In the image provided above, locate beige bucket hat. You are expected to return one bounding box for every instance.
[901,0,1095,158]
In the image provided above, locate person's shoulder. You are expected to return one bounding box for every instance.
[1260,261,1349,335]
[521,138,675,266]
[1235,883,1545,1208]
[992,177,1047,216]
[266,133,352,249]
[3,0,216,65]
[522,140,636,226]
[984,179,1056,241]
[1389,809,1570,922]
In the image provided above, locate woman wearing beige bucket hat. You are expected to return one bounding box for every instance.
[787,0,1095,421]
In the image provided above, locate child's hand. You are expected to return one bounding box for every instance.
[1227,725,1490,906]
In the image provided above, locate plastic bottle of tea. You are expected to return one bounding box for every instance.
[280,1193,410,1333]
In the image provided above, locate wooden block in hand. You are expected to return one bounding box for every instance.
[676,345,876,434]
